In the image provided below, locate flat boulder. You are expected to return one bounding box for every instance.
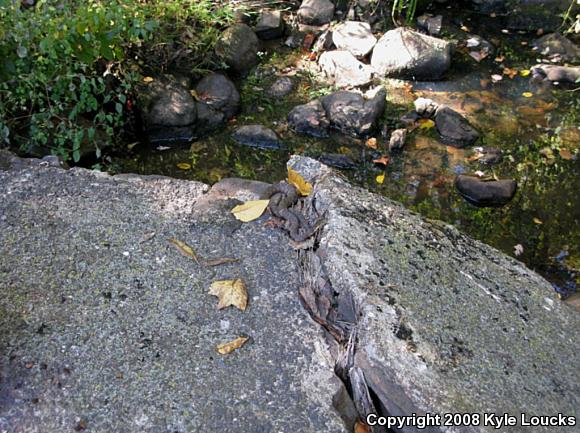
[318,51,375,88]
[531,64,580,86]
[371,28,452,80]
[289,155,579,433]
[288,100,330,138]
[435,106,480,147]
[321,88,386,137]
[455,174,517,207]
[332,21,377,57]
[255,10,285,40]
[298,0,335,25]
[231,125,284,149]
[532,33,580,63]
[215,23,259,75]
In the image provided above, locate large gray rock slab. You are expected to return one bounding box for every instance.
[0,152,347,433]
[371,28,452,80]
[290,156,580,433]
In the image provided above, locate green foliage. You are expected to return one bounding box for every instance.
[0,0,233,162]
[391,0,418,26]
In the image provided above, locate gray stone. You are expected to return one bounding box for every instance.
[332,21,377,57]
[455,174,517,207]
[288,100,330,138]
[531,64,580,85]
[388,128,407,151]
[289,155,580,433]
[434,106,480,147]
[371,28,452,80]
[321,87,386,137]
[0,151,348,433]
[298,0,335,25]
[215,24,259,75]
[417,14,443,36]
[414,97,439,118]
[138,78,197,143]
[473,146,503,165]
[231,125,284,149]
[318,153,357,169]
[532,33,580,63]
[194,73,240,132]
[318,50,375,88]
[255,10,285,40]
[267,77,294,98]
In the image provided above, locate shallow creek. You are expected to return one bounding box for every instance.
[112,10,579,295]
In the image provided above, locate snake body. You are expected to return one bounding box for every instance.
[268,182,314,242]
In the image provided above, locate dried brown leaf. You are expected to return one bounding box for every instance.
[216,336,249,355]
[168,238,199,263]
[209,279,248,311]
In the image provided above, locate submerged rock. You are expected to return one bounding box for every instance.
[331,21,377,57]
[298,0,335,25]
[290,156,579,433]
[231,125,284,149]
[371,28,452,80]
[455,174,517,207]
[255,10,285,40]
[531,64,580,85]
[320,88,386,137]
[474,146,503,165]
[532,33,580,63]
[288,100,330,138]
[417,14,443,36]
[318,50,375,88]
[318,153,357,169]
[435,106,480,147]
[267,77,294,98]
[215,23,259,75]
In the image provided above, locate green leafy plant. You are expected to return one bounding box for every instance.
[391,0,418,26]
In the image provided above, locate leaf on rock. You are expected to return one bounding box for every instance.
[203,257,240,267]
[288,167,313,196]
[503,67,518,79]
[209,279,248,311]
[176,162,192,170]
[376,174,385,184]
[169,238,199,263]
[522,92,533,98]
[372,155,390,166]
[231,200,270,222]
[216,336,249,355]
[365,137,378,149]
[491,74,503,83]
[142,76,154,83]
[520,69,531,77]
[533,217,543,225]
[418,118,435,129]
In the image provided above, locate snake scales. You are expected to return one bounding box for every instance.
[267,182,315,242]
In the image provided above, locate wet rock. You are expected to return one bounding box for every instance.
[332,21,377,57]
[474,146,503,165]
[267,77,294,98]
[255,10,285,40]
[470,0,507,14]
[288,100,330,138]
[417,14,443,36]
[313,29,335,53]
[231,125,284,150]
[215,24,259,75]
[434,106,480,147]
[455,174,517,207]
[298,0,335,25]
[506,0,571,31]
[194,73,240,134]
[371,28,452,80]
[413,97,439,118]
[321,87,386,137]
[464,34,495,62]
[532,33,580,63]
[388,129,407,151]
[0,152,348,433]
[531,64,580,85]
[318,153,357,169]
[139,78,196,143]
[318,51,375,88]
[290,156,579,433]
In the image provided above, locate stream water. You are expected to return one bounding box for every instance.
[112,8,579,296]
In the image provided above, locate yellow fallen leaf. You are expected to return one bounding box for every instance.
[176,162,191,170]
[355,421,371,433]
[365,137,378,149]
[142,76,154,83]
[418,118,435,129]
[376,174,385,184]
[288,167,313,196]
[231,200,269,222]
[559,149,573,160]
[520,69,531,77]
[168,238,199,263]
[533,218,543,225]
[190,89,199,100]
[216,336,249,355]
[209,279,248,311]
[522,92,533,98]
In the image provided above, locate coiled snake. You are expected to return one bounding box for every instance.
[268,182,315,242]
